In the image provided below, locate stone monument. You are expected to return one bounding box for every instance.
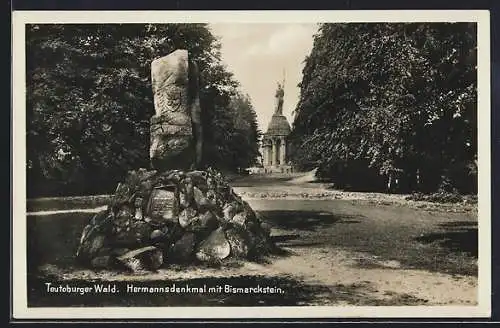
[261,80,292,173]
[75,50,274,271]
[150,49,203,170]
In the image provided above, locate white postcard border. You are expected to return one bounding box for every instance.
[11,9,491,319]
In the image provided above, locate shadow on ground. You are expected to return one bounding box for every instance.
[258,210,364,231]
[415,221,478,257]
[27,201,477,308]
[27,213,88,273]
[257,207,477,276]
[230,175,296,187]
[27,210,431,307]
[26,211,331,272]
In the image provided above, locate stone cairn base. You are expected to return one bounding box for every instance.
[75,168,274,272]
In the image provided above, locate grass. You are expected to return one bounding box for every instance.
[26,197,477,307]
[406,192,478,204]
[253,199,478,277]
[27,212,90,272]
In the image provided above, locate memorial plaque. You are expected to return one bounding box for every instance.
[147,188,176,222]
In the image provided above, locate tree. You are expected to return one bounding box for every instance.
[291,23,477,193]
[228,93,262,169]
[26,24,259,197]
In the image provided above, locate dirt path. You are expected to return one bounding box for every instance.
[38,243,476,306]
[29,173,478,306]
[264,247,476,305]
[27,206,107,216]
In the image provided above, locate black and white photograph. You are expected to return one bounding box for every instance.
[11,10,491,319]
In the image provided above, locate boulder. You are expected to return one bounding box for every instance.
[225,227,250,258]
[76,233,106,261]
[222,203,238,222]
[169,232,196,262]
[117,246,163,272]
[111,220,153,248]
[231,212,247,226]
[150,229,166,241]
[90,255,113,269]
[193,186,211,211]
[195,227,231,262]
[178,207,197,228]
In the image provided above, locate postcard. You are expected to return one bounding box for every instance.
[11,9,491,319]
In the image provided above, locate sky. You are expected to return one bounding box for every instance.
[209,23,319,133]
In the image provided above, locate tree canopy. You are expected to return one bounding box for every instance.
[290,23,477,193]
[26,23,260,197]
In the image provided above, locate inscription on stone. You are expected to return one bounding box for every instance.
[148,189,175,222]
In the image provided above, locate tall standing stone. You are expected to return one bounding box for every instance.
[188,60,203,169]
[150,49,202,170]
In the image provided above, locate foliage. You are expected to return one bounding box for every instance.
[227,93,262,170]
[290,23,477,193]
[26,24,259,197]
[405,191,477,204]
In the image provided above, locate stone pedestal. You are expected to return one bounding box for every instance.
[280,137,286,166]
[271,139,277,167]
[262,145,268,167]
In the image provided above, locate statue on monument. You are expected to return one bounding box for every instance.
[274,81,284,115]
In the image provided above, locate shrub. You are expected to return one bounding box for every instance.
[405,191,466,204]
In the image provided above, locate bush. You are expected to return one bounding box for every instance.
[405,191,465,204]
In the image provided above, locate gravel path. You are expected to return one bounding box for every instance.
[28,173,478,306]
